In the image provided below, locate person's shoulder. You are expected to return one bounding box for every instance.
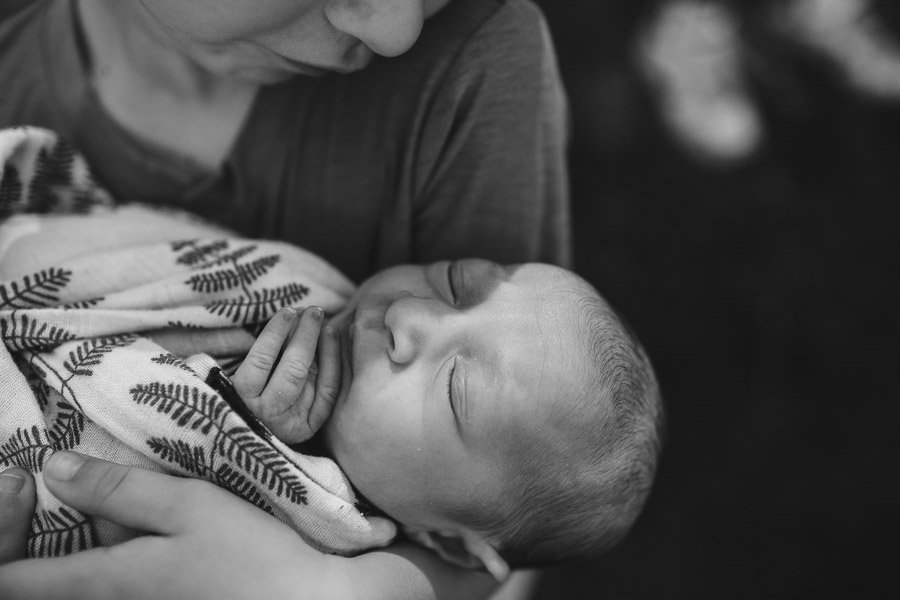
[481,0,551,40]
[0,0,35,23]
[424,0,557,87]
[427,0,551,60]
[0,1,54,125]
[0,0,45,48]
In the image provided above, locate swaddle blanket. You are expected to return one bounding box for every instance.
[0,128,396,558]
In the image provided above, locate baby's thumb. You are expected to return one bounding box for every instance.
[0,467,36,563]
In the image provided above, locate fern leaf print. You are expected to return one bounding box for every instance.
[27,142,79,213]
[205,283,310,325]
[0,162,24,217]
[0,268,72,309]
[173,239,230,266]
[61,297,104,310]
[29,507,96,557]
[185,253,279,294]
[63,336,137,378]
[147,438,210,476]
[150,352,194,373]
[130,383,228,435]
[0,312,77,351]
[0,425,53,472]
[203,244,257,268]
[47,400,87,451]
[215,427,307,505]
[214,464,275,515]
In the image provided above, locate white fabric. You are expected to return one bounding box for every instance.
[0,127,396,558]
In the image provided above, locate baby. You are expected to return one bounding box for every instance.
[0,127,660,576]
[232,258,665,579]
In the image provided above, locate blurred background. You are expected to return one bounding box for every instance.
[530,0,899,598]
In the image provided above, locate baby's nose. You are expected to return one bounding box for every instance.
[383,291,440,365]
[325,0,425,57]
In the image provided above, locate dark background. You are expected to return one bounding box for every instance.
[533,1,898,598]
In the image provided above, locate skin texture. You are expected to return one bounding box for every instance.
[0,454,496,600]
[0,468,35,564]
[229,260,586,575]
[75,0,453,169]
[232,260,584,539]
[233,305,343,442]
[133,0,454,82]
[322,260,582,536]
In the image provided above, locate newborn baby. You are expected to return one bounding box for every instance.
[232,259,665,579]
[0,127,660,576]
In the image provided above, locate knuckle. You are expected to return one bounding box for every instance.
[317,380,340,401]
[87,463,132,510]
[280,359,311,385]
[246,352,276,372]
[259,328,287,348]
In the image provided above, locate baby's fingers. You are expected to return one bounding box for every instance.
[233,307,297,399]
[305,325,342,436]
[263,306,324,406]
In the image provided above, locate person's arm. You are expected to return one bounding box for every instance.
[0,456,497,600]
[413,0,572,269]
[350,543,497,600]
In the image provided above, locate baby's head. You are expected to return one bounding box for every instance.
[322,259,663,577]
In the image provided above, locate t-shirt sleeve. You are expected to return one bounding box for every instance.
[411,0,572,268]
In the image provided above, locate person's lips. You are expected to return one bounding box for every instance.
[276,43,373,76]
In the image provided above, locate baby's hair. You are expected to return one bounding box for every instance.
[452,272,664,567]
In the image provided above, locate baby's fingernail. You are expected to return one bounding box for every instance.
[45,452,85,482]
[323,325,335,338]
[0,471,25,495]
[282,306,298,322]
[309,306,324,321]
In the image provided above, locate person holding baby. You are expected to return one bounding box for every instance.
[0,0,637,598]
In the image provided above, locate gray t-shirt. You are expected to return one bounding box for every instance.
[0,0,571,282]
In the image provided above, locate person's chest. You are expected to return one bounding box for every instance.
[91,70,258,173]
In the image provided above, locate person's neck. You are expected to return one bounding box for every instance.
[76,0,249,102]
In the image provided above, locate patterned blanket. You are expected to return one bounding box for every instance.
[0,128,396,557]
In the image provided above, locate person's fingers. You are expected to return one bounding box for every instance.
[233,306,297,399]
[307,325,342,435]
[0,467,36,564]
[262,306,323,406]
[41,452,216,535]
[0,536,167,600]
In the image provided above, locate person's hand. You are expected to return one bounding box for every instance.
[0,456,500,600]
[0,453,352,600]
[0,467,36,564]
[232,305,341,443]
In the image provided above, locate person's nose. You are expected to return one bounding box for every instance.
[383,291,446,365]
[324,0,425,57]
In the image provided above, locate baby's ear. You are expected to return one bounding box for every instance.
[403,527,510,582]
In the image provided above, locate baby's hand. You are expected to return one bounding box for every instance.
[232,306,341,444]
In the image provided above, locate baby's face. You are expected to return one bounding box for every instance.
[137,0,453,83]
[322,260,582,532]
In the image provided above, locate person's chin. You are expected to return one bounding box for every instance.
[230,67,301,85]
